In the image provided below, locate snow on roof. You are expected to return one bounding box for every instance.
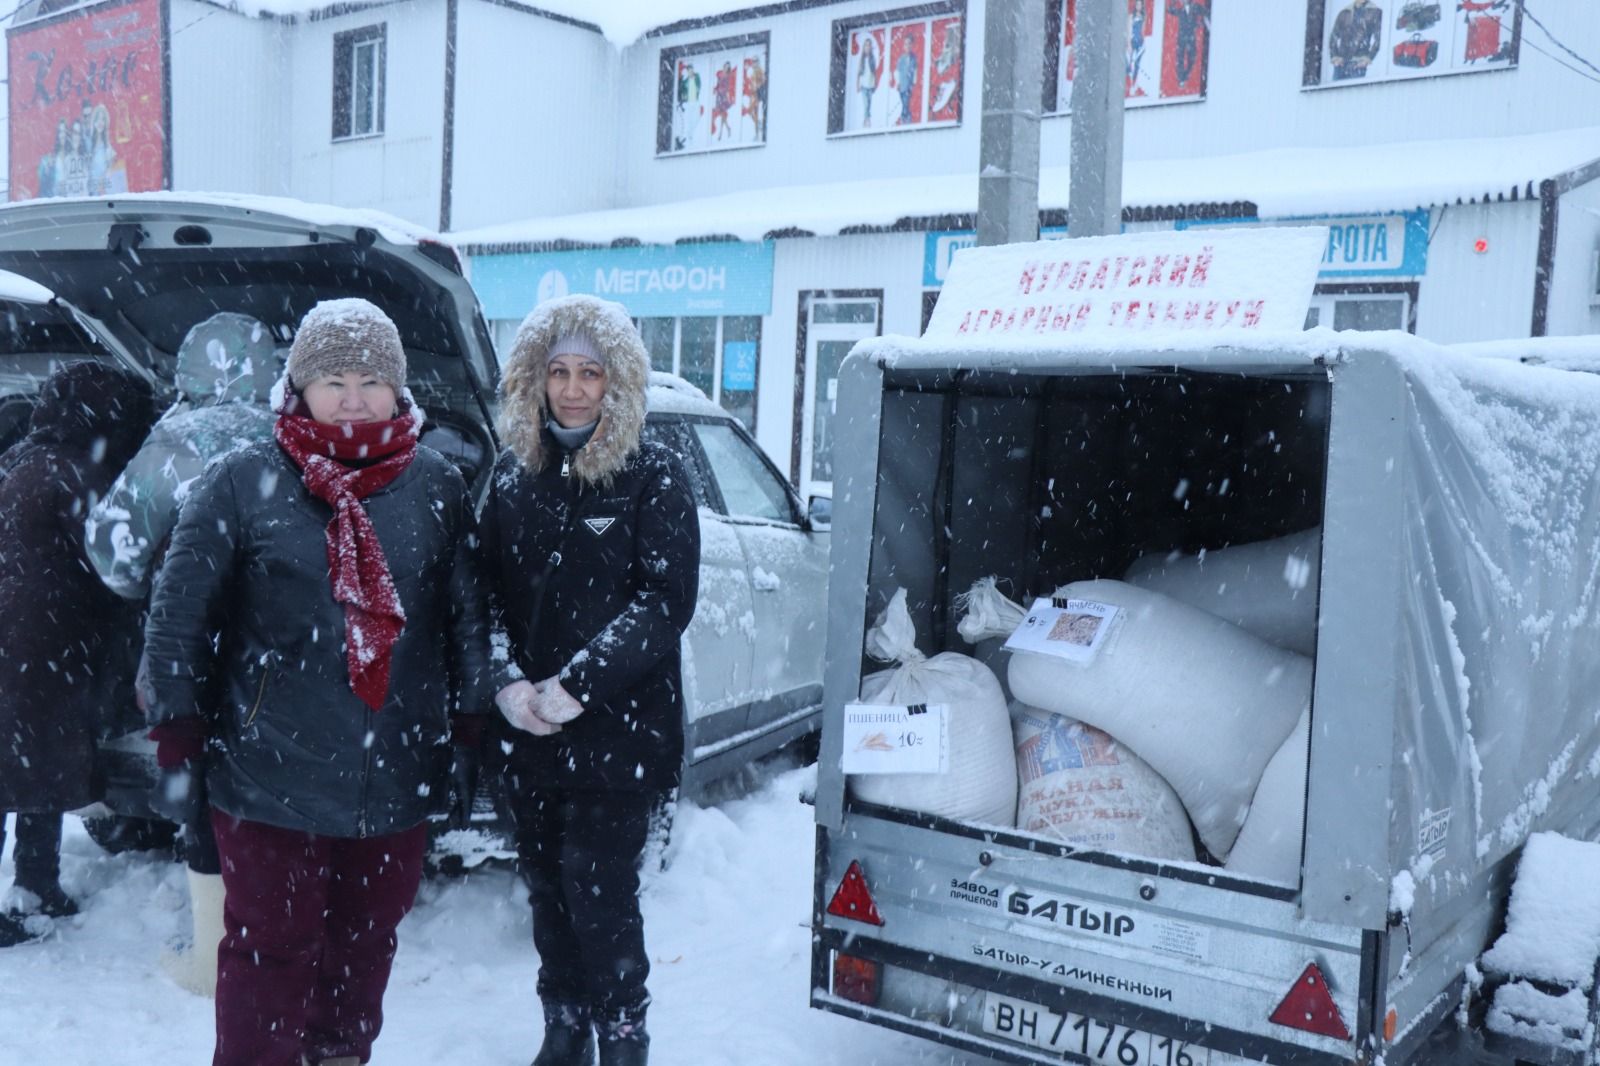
[452,126,1600,251]
[0,269,55,305]
[192,0,760,45]
[0,191,434,247]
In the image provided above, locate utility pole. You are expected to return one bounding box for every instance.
[976,0,1046,248]
[1068,0,1126,237]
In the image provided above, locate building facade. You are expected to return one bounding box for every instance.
[9,0,1600,496]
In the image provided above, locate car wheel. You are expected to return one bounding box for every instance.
[82,814,179,856]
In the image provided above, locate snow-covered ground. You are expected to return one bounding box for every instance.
[0,762,984,1066]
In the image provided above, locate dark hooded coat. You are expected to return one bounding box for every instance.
[0,361,156,810]
[481,294,700,792]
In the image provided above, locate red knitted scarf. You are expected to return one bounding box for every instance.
[273,407,421,710]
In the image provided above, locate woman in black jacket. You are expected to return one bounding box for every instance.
[482,294,699,1066]
[0,361,155,948]
[140,299,489,1066]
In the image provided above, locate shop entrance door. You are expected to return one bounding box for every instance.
[795,291,881,497]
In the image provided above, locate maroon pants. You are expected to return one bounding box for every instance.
[210,812,428,1066]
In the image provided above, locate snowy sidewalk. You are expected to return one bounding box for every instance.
[0,765,986,1066]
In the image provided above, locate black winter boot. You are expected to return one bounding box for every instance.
[0,911,42,948]
[14,881,78,918]
[532,1001,595,1066]
[596,1009,648,1066]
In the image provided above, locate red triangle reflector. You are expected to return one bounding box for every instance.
[826,860,884,926]
[1269,963,1351,1041]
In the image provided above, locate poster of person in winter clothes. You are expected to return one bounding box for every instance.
[137,299,490,1066]
[1052,0,1208,112]
[842,14,962,133]
[667,40,770,153]
[483,294,701,1066]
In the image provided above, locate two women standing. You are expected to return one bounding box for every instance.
[139,293,697,1066]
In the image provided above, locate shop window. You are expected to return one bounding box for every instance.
[1301,0,1520,88]
[658,34,770,155]
[828,3,964,136]
[333,25,386,140]
[636,315,761,431]
[1044,0,1210,113]
[1304,284,1416,332]
[794,291,882,488]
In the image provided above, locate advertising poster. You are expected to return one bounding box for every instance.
[668,38,769,154]
[1315,0,1518,85]
[1055,0,1209,112]
[8,0,167,201]
[841,13,962,133]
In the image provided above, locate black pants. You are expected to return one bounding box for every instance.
[1,811,63,892]
[507,786,657,1019]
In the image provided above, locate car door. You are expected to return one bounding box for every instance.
[642,418,757,757]
[685,417,828,738]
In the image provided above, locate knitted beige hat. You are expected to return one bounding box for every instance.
[286,298,407,391]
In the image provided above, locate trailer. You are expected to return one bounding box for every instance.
[809,230,1600,1065]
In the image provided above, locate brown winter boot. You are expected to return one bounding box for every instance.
[532,1001,595,1066]
[0,911,42,948]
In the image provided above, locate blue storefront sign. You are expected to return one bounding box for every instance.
[1175,211,1430,277]
[722,341,758,391]
[923,227,1067,287]
[471,241,775,320]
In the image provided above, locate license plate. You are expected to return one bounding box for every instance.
[982,992,1212,1065]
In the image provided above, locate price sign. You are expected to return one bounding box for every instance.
[1003,597,1120,663]
[841,702,949,774]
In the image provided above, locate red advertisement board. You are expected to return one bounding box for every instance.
[8,0,168,201]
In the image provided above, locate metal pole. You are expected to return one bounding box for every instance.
[1068,0,1126,237]
[976,0,1046,248]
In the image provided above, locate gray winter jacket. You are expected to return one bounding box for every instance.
[85,313,281,599]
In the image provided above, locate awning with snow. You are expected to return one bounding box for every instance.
[451,125,1600,254]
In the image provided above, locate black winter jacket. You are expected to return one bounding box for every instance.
[0,362,155,811]
[481,434,699,792]
[140,440,491,837]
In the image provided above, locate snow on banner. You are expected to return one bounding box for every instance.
[923,227,1325,341]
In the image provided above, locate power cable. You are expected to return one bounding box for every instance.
[1521,3,1600,80]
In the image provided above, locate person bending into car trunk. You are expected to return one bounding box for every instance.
[481,294,700,1066]
[139,299,490,1066]
[0,361,156,949]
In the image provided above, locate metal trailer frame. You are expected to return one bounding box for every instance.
[810,336,1600,1066]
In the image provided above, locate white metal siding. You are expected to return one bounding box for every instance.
[285,3,447,228]
[450,2,621,230]
[1416,200,1541,343]
[1550,178,1600,337]
[170,0,291,195]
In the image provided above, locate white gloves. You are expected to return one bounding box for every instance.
[532,676,586,724]
[495,680,560,736]
[494,677,586,736]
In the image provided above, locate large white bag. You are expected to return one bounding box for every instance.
[1012,703,1196,861]
[850,589,1017,827]
[1224,709,1310,884]
[961,578,1310,860]
[1123,527,1321,655]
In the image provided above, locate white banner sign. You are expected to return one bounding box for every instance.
[924,227,1325,342]
[842,702,949,774]
[1003,597,1120,664]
